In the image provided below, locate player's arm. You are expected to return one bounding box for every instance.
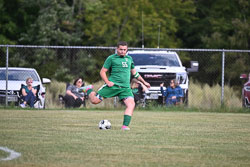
[131,68,150,88]
[100,67,114,87]
[66,89,78,99]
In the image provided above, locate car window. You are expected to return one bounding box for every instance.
[129,53,180,67]
[0,70,39,81]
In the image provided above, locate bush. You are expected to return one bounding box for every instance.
[189,80,241,109]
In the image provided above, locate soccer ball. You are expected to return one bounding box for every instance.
[99,120,111,130]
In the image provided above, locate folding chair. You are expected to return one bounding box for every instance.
[18,84,41,108]
[58,83,86,108]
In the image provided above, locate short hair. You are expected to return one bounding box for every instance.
[73,77,83,86]
[26,77,33,83]
[117,41,128,48]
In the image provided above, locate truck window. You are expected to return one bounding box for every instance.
[0,70,39,81]
[129,53,180,67]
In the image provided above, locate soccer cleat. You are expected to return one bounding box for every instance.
[20,103,26,108]
[79,85,93,93]
[121,125,130,131]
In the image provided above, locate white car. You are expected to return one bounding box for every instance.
[0,67,51,108]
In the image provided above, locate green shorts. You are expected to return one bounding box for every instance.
[97,85,134,100]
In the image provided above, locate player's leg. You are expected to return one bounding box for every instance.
[122,97,135,130]
[88,91,102,104]
[80,85,102,104]
[123,97,135,116]
[119,88,135,130]
[85,84,117,105]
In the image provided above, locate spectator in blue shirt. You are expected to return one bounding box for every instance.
[160,79,184,106]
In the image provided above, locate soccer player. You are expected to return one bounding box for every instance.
[83,41,150,130]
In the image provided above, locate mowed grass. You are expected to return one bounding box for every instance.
[0,109,250,167]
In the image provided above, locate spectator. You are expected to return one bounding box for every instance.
[160,79,183,106]
[20,77,37,108]
[131,78,149,104]
[64,77,86,108]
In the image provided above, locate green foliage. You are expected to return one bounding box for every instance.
[197,0,250,50]
[0,0,39,44]
[83,0,195,48]
[19,0,83,46]
[0,0,249,85]
[1,0,249,49]
[72,50,100,82]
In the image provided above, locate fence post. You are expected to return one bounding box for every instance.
[221,50,225,107]
[5,46,9,107]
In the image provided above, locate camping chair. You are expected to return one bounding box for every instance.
[18,84,41,108]
[58,83,87,108]
[133,86,150,108]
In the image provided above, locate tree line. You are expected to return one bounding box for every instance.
[0,0,249,85]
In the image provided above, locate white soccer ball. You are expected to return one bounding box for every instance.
[99,120,111,130]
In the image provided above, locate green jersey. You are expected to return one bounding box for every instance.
[103,53,135,88]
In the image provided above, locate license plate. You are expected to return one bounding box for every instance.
[149,94,158,99]
[7,96,18,102]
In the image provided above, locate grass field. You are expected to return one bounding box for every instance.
[0,109,250,167]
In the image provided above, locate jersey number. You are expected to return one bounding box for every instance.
[122,62,128,67]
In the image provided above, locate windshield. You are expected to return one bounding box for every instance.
[128,53,180,67]
[0,69,39,81]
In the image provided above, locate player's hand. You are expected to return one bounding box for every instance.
[107,81,114,87]
[144,81,151,88]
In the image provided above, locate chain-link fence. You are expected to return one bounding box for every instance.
[0,45,249,109]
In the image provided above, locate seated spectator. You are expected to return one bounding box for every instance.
[131,78,149,104]
[160,79,184,106]
[64,77,90,108]
[20,77,38,108]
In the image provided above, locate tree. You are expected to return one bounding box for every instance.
[19,0,83,46]
[17,0,86,81]
[192,0,250,50]
[83,0,195,48]
[0,0,39,44]
[181,0,250,86]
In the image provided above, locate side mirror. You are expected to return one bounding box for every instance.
[42,78,51,84]
[187,61,199,72]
